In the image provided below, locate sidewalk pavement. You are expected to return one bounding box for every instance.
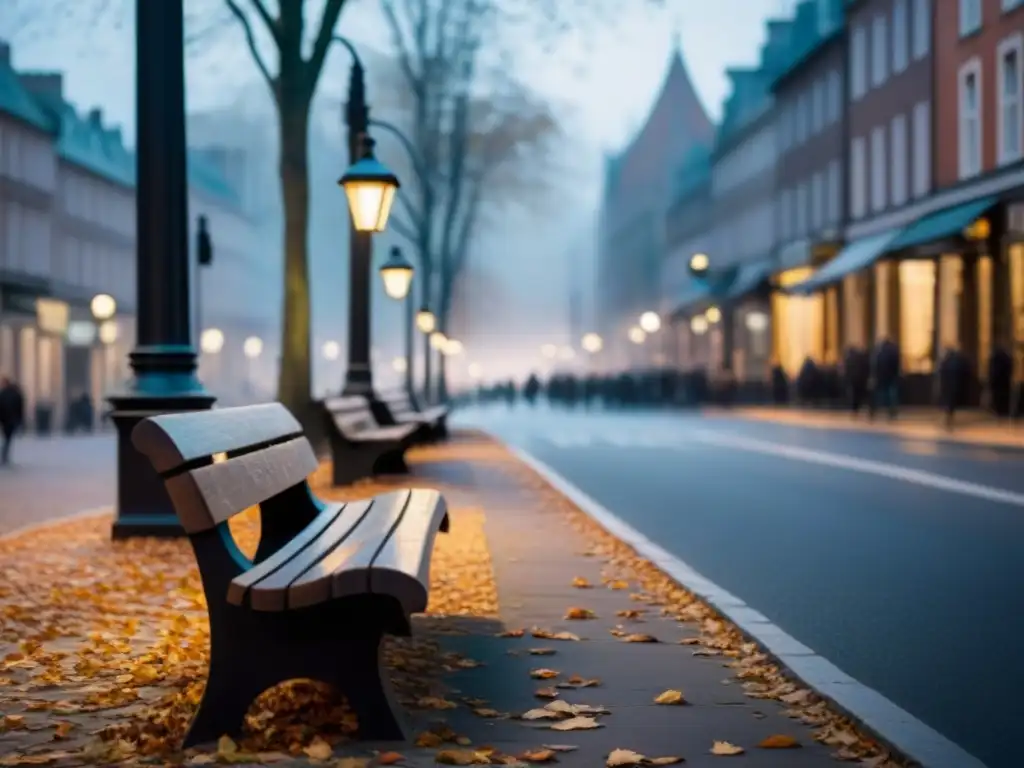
[721,406,1024,449]
[0,432,903,767]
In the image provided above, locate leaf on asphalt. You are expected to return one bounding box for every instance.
[779,689,813,706]
[556,675,601,689]
[418,696,459,709]
[498,629,526,638]
[648,758,684,765]
[415,732,445,748]
[473,708,505,719]
[522,708,564,721]
[303,736,334,760]
[336,759,371,768]
[519,749,558,763]
[529,648,556,656]
[564,607,596,620]
[607,749,646,766]
[653,690,686,705]
[51,721,74,740]
[541,745,578,752]
[549,716,602,731]
[758,735,800,749]
[692,648,720,657]
[622,633,658,643]
[530,668,560,680]
[607,580,630,590]
[535,687,560,699]
[551,632,581,641]
[571,577,593,589]
[1,715,26,732]
[376,751,405,764]
[710,741,744,756]
[678,638,700,645]
[617,609,644,620]
[217,736,239,756]
[435,749,492,765]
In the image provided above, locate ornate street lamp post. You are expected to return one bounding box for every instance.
[378,246,416,402]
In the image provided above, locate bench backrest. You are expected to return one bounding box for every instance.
[323,395,377,437]
[380,389,416,417]
[131,403,318,534]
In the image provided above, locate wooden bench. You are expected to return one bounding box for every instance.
[377,388,450,441]
[131,402,449,748]
[323,396,418,485]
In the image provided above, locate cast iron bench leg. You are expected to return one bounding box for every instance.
[335,628,408,741]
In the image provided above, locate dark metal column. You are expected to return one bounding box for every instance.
[405,287,417,406]
[341,58,376,398]
[109,0,215,539]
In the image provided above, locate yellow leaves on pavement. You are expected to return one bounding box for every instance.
[415,732,445,748]
[653,689,686,705]
[709,741,744,756]
[571,577,593,589]
[606,749,684,766]
[621,633,659,643]
[216,736,239,756]
[417,695,459,710]
[302,736,334,760]
[606,580,630,590]
[550,715,603,731]
[556,674,601,689]
[435,748,493,765]
[520,748,558,763]
[534,686,560,699]
[472,708,507,719]
[531,628,581,641]
[498,629,526,638]
[758,734,800,749]
[564,607,596,620]
[377,751,406,764]
[530,668,560,679]
[529,648,556,656]
[541,745,578,752]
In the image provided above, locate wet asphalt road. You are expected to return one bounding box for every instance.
[456,404,1024,768]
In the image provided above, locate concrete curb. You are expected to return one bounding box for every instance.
[506,443,989,768]
[0,506,113,544]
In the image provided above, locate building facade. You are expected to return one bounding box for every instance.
[769,0,847,378]
[0,41,275,431]
[597,47,714,367]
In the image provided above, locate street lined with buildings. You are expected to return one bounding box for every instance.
[458,403,1020,768]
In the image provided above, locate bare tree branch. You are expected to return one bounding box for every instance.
[246,0,279,39]
[223,0,275,87]
[388,213,420,246]
[307,0,347,77]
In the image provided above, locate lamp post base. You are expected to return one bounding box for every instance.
[341,364,377,399]
[108,346,216,539]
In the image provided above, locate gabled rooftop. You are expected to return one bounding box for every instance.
[0,43,54,133]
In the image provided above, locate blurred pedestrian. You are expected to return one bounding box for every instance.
[938,346,970,430]
[523,373,541,407]
[988,346,1013,418]
[0,375,25,465]
[844,345,870,415]
[871,337,901,420]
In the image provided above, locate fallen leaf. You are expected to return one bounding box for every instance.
[416,732,444,748]
[217,736,239,756]
[564,607,596,620]
[522,708,564,721]
[617,610,644,620]
[550,716,602,731]
[648,757,684,765]
[556,675,601,689]
[710,741,744,756]
[376,752,405,765]
[418,696,458,710]
[653,690,686,705]
[51,721,75,740]
[436,749,491,766]
[678,638,700,645]
[535,687,560,699]
[622,634,658,643]
[571,577,593,589]
[520,749,558,763]
[551,632,581,641]
[541,746,578,753]
[336,759,371,768]
[473,708,504,718]
[758,735,800,749]
[692,648,720,657]
[303,737,334,760]
[530,668,560,679]
[607,580,630,590]
[498,629,526,638]
[530,648,556,656]
[606,749,646,767]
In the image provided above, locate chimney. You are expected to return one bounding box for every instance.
[0,40,10,66]
[88,108,103,126]
[18,73,64,102]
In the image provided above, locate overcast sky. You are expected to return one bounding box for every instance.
[3,0,794,384]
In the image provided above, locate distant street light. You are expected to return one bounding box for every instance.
[90,293,117,321]
[338,140,401,233]
[392,356,408,373]
[200,328,224,355]
[430,331,448,350]
[416,307,436,334]
[541,343,558,359]
[98,320,119,345]
[581,332,603,353]
[558,346,575,361]
[745,311,769,332]
[243,336,263,359]
[443,339,464,357]
[379,245,414,300]
[689,252,710,278]
[690,316,709,335]
[705,306,722,324]
[322,340,341,361]
[639,311,661,334]
[628,326,646,345]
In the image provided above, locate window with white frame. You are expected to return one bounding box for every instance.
[997,34,1023,165]
[812,171,824,230]
[796,182,808,235]
[812,78,825,133]
[872,14,889,87]
[851,137,867,219]
[827,69,841,123]
[959,0,981,36]
[827,160,840,223]
[912,0,930,60]
[958,58,983,179]
[912,100,931,196]
[871,126,888,212]
[890,113,908,206]
[893,0,909,74]
[851,25,868,98]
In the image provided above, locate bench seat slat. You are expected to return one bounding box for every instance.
[164,437,319,533]
[133,403,304,474]
[226,500,347,607]
[369,490,447,616]
[237,498,376,611]
[286,491,413,609]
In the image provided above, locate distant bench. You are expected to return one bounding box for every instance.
[131,402,449,748]
[323,396,418,485]
[377,388,449,441]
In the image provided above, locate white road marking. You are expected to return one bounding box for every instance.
[508,445,990,768]
[692,428,1024,507]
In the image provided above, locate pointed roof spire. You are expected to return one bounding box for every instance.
[669,7,682,56]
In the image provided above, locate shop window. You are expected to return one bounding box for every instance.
[898,261,936,372]
[875,262,892,340]
[939,255,963,354]
[843,274,868,349]
[1011,243,1024,380]
[772,267,824,377]
[978,255,993,377]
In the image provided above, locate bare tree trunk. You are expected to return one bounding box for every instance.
[276,89,313,425]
